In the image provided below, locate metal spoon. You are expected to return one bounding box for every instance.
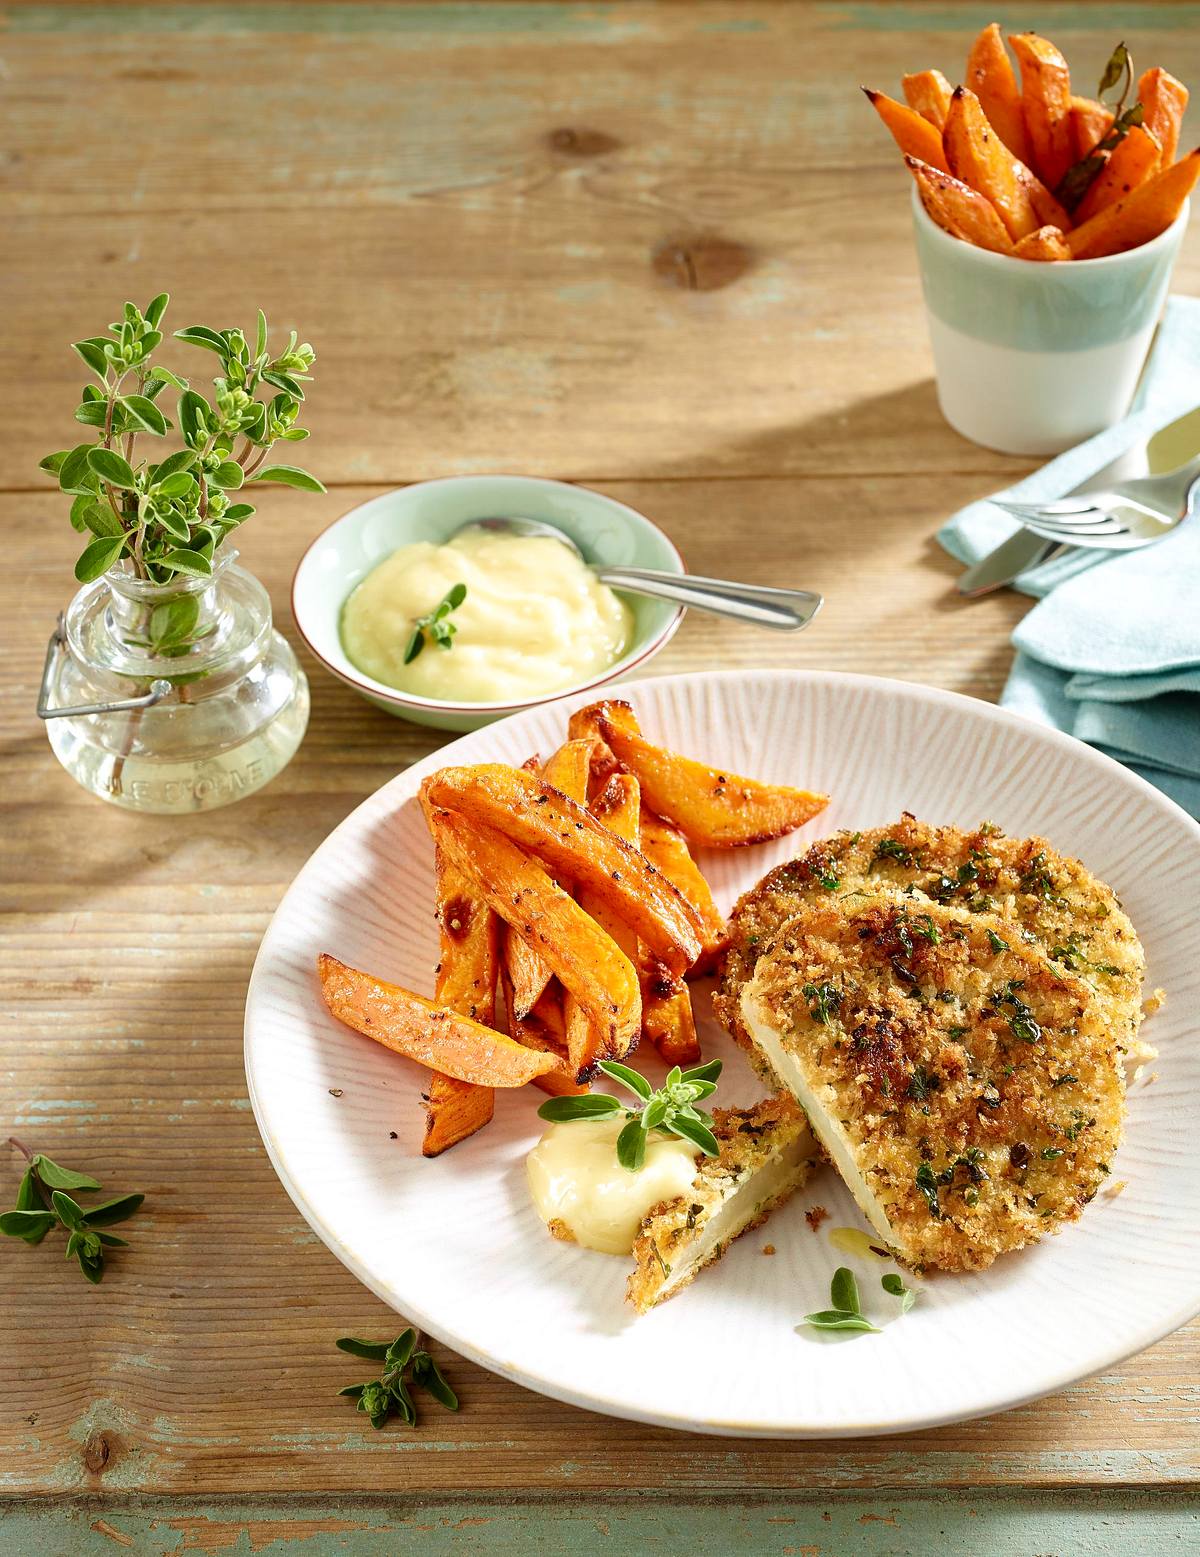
[451,517,822,631]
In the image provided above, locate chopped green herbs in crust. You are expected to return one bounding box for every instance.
[715,817,1147,1072]
[740,895,1125,1273]
[627,1096,820,1312]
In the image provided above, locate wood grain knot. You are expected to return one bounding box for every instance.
[83,1430,115,1475]
[652,237,753,292]
[547,127,619,158]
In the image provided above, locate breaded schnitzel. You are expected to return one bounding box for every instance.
[715,817,1146,1067]
[740,894,1125,1271]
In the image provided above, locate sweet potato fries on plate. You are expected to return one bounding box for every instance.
[867,24,1195,259]
[316,700,827,1156]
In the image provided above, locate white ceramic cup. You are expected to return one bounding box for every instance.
[912,189,1188,456]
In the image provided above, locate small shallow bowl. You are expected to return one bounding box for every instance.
[291,475,685,731]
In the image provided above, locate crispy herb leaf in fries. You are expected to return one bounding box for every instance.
[429,806,642,1062]
[422,849,500,1156]
[318,953,559,1088]
[423,765,703,975]
[1067,146,1200,257]
[593,713,828,849]
[1073,124,1161,224]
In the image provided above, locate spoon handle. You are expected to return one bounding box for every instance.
[595,567,822,631]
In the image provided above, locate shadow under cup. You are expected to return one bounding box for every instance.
[912,189,1188,457]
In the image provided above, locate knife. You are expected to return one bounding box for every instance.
[956,404,1200,597]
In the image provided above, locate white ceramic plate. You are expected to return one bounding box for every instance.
[244,670,1200,1438]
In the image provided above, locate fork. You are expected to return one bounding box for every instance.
[993,453,1200,552]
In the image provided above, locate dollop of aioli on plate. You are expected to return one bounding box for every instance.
[526,1117,700,1255]
[341,529,633,703]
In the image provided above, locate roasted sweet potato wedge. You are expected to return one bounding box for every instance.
[1013,225,1071,261]
[562,772,643,1074]
[638,810,726,973]
[593,714,827,849]
[1069,95,1114,160]
[943,86,1039,240]
[639,954,701,1067]
[1074,125,1161,225]
[907,156,1014,254]
[1016,163,1072,231]
[422,765,702,974]
[1067,147,1200,258]
[1009,32,1074,188]
[1140,67,1189,166]
[502,739,591,1020]
[421,848,499,1156]
[863,87,950,173]
[967,21,1031,164]
[902,68,953,129]
[318,952,559,1087]
[500,960,588,1098]
[429,806,642,1058]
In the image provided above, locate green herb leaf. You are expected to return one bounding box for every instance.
[881,1273,917,1312]
[210,461,244,491]
[158,548,213,579]
[149,594,200,649]
[178,390,212,449]
[75,535,126,582]
[151,449,198,482]
[30,1154,101,1192]
[50,1190,85,1231]
[801,1310,881,1334]
[536,1094,622,1123]
[80,1192,145,1227]
[173,324,229,355]
[87,448,138,489]
[58,443,98,495]
[830,1266,861,1315]
[682,1059,723,1085]
[616,1117,648,1172]
[72,339,110,380]
[385,1329,417,1372]
[145,292,170,329]
[596,1060,653,1100]
[985,929,1010,953]
[255,308,268,361]
[336,1337,392,1362]
[915,1161,941,1219]
[121,394,170,436]
[668,1112,719,1157]
[411,1353,459,1411]
[40,451,70,475]
[0,1209,58,1244]
[247,464,325,492]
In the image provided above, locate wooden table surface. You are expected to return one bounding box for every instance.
[4,2,1199,1551]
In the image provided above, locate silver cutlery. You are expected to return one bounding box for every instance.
[957,405,1200,595]
[451,516,823,631]
[993,454,1200,551]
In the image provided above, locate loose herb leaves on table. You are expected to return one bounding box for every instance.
[1,1140,144,1283]
[336,1330,459,1429]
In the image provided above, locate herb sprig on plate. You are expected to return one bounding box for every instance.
[404,583,468,664]
[336,1330,459,1429]
[1,1140,144,1283]
[537,1058,723,1172]
[800,1266,918,1335]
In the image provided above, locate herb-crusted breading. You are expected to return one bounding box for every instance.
[740,895,1125,1272]
[627,1096,820,1311]
[715,817,1146,1071]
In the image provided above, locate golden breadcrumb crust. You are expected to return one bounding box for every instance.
[626,1095,820,1312]
[744,895,1125,1272]
[715,817,1145,1065]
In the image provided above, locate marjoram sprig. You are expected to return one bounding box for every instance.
[537,1058,723,1172]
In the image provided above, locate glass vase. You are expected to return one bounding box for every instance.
[39,549,309,813]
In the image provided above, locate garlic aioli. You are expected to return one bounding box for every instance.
[526,1117,700,1255]
[341,529,633,703]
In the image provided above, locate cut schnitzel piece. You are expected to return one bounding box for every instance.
[627,1095,820,1311]
[740,896,1124,1272]
[716,817,1146,1069]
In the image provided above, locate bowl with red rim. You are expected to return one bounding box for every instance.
[290,475,686,731]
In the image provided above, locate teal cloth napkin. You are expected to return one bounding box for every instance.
[938,296,1200,818]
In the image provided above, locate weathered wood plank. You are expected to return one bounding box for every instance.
[3,2,1196,486]
[5,0,1200,1505]
[3,1491,1200,1555]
